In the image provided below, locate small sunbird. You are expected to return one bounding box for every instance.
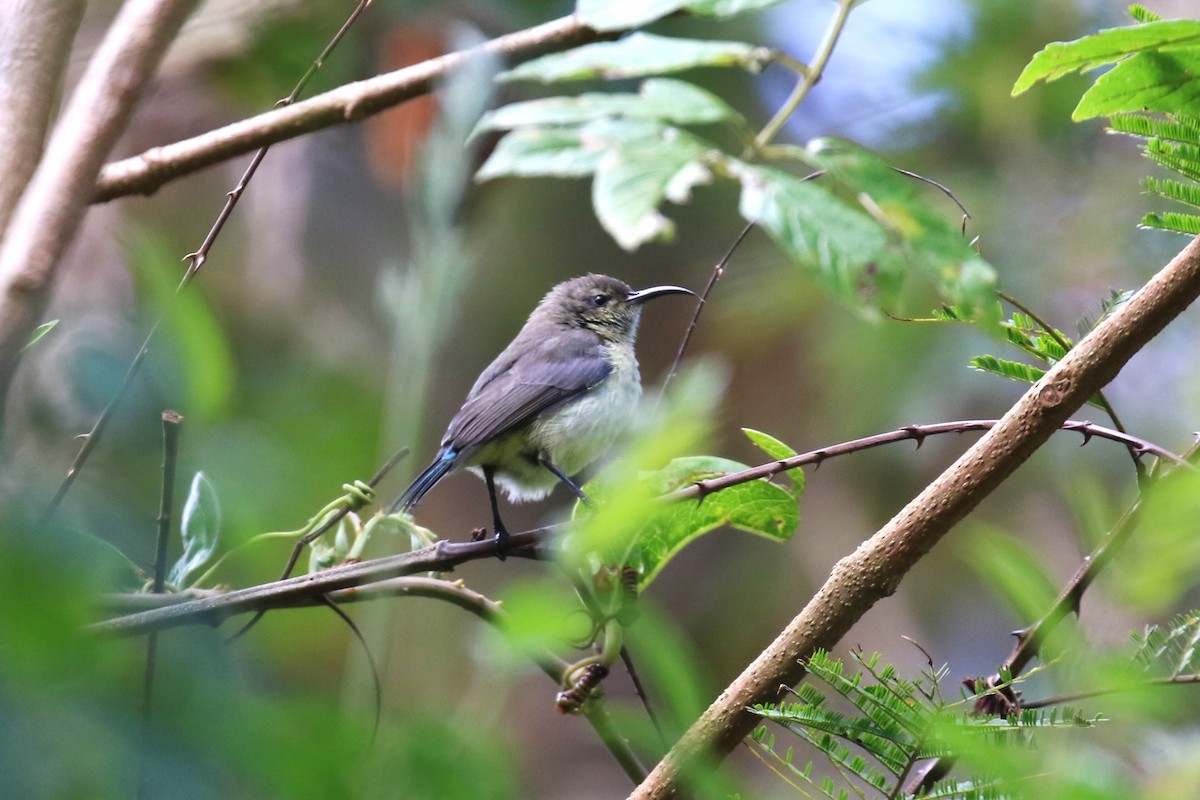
[388,273,695,553]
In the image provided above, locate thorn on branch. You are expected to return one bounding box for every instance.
[902,426,926,449]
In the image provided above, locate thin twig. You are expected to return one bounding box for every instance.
[137,409,183,800]
[0,0,199,421]
[97,419,1183,636]
[663,222,754,390]
[1021,673,1200,710]
[666,418,1185,505]
[316,594,382,746]
[754,0,855,149]
[325,575,647,783]
[225,445,408,640]
[1002,438,1200,679]
[36,0,371,527]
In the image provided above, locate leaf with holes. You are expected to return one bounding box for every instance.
[592,127,714,250]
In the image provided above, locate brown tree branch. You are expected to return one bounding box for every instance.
[627,234,1200,800]
[0,0,199,426]
[92,15,606,204]
[0,0,85,232]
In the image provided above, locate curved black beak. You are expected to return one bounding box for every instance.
[625,285,697,304]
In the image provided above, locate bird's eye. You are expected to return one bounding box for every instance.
[591,294,609,307]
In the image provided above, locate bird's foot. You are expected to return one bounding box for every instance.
[494,523,510,562]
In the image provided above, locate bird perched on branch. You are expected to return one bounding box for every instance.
[388,273,695,554]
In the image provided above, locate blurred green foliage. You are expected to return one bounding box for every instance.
[7,1,1200,798]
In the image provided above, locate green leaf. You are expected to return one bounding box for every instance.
[1012,19,1200,95]
[1144,175,1200,209]
[1144,139,1200,183]
[731,163,887,293]
[1073,49,1200,120]
[576,0,693,31]
[21,319,59,353]
[500,33,769,83]
[742,428,805,499]
[125,230,235,420]
[962,525,1060,624]
[1141,211,1200,234]
[1128,5,1160,24]
[474,79,742,135]
[592,128,713,250]
[685,0,790,18]
[1114,470,1200,612]
[801,139,997,321]
[582,455,798,591]
[168,472,221,588]
[476,127,604,180]
[969,355,1106,409]
[970,354,1044,384]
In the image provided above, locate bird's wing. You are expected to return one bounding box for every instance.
[442,330,610,454]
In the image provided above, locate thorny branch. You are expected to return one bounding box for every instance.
[628,234,1200,800]
[96,417,1180,636]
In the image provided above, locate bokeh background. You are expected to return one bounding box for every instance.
[4,0,1200,797]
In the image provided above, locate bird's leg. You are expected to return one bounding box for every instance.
[482,465,509,560]
[541,457,594,507]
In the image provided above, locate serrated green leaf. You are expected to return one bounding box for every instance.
[1145,139,1200,183]
[168,472,221,588]
[970,355,1042,385]
[21,320,59,353]
[1141,211,1200,234]
[1128,5,1160,24]
[474,78,742,136]
[1012,19,1200,95]
[731,162,887,292]
[742,428,805,499]
[1109,111,1200,144]
[1073,49,1200,120]
[582,456,798,591]
[592,128,713,250]
[773,140,997,321]
[500,33,769,83]
[576,0,693,31]
[1144,175,1200,209]
[970,355,1106,409]
[475,127,603,180]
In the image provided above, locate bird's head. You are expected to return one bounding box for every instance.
[537,274,695,341]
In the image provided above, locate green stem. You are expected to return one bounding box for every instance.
[755,0,856,149]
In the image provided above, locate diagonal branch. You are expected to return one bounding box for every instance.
[627,234,1200,800]
[0,0,200,427]
[92,15,607,204]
